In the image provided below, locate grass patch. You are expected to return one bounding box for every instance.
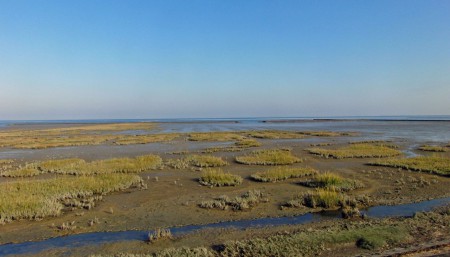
[188,132,246,142]
[418,145,448,152]
[0,174,144,223]
[250,167,317,182]
[234,138,262,147]
[185,155,228,168]
[199,190,267,211]
[301,188,344,208]
[113,133,180,145]
[199,169,243,187]
[245,130,305,139]
[307,143,401,159]
[236,149,301,165]
[220,223,408,256]
[1,155,163,177]
[368,156,450,176]
[301,172,363,191]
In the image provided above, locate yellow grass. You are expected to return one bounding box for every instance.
[199,168,243,187]
[113,133,180,145]
[1,155,162,177]
[236,149,301,165]
[368,156,450,176]
[251,167,317,182]
[418,145,448,152]
[302,188,344,208]
[234,138,262,147]
[0,174,144,223]
[303,172,363,191]
[307,143,401,159]
[185,155,228,167]
[188,132,246,142]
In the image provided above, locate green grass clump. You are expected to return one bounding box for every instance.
[37,158,86,172]
[220,224,408,256]
[368,156,450,176]
[185,155,228,167]
[113,133,180,145]
[307,143,401,159]
[236,149,301,165]
[0,174,144,223]
[250,167,317,182]
[302,172,363,191]
[199,169,243,187]
[418,145,447,152]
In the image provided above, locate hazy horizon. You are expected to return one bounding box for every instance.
[1,1,449,120]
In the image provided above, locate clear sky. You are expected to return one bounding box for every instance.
[1,0,449,120]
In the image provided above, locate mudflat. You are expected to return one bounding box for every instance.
[0,120,449,256]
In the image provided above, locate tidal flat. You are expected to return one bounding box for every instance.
[0,119,450,256]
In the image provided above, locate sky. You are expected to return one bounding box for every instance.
[0,0,449,120]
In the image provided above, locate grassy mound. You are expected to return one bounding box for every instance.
[185,155,228,167]
[0,174,144,223]
[236,149,301,165]
[301,172,363,191]
[199,169,243,187]
[368,156,450,176]
[307,143,401,159]
[251,167,317,182]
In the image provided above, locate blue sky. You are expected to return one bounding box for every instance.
[1,0,449,119]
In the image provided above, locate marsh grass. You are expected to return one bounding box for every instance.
[250,167,317,182]
[188,132,246,142]
[245,130,305,139]
[234,138,262,147]
[0,174,144,223]
[301,188,344,208]
[220,223,408,256]
[199,169,243,187]
[113,133,180,145]
[1,155,162,177]
[368,156,450,176]
[307,143,401,159]
[302,172,363,191]
[185,155,228,167]
[418,145,448,152]
[236,149,301,165]
[199,190,267,211]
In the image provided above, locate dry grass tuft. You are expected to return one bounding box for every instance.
[199,190,267,211]
[188,132,246,142]
[236,149,301,165]
[251,167,317,182]
[148,228,173,243]
[199,169,243,187]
